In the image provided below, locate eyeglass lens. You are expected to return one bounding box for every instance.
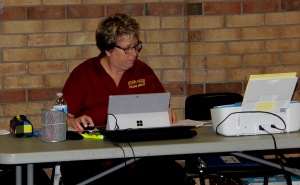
[115,41,142,54]
[125,42,142,54]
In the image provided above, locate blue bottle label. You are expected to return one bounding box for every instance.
[53,105,68,115]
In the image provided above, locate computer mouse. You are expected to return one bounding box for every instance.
[80,122,95,130]
[66,131,83,140]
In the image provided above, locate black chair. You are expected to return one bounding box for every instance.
[185,93,243,121]
[184,93,284,185]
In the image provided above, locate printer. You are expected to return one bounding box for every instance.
[211,72,300,136]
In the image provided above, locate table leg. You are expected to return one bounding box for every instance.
[15,165,22,185]
[27,164,34,185]
[77,158,140,185]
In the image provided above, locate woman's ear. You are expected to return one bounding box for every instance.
[105,50,112,56]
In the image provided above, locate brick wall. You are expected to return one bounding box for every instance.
[0,0,300,128]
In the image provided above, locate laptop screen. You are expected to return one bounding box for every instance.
[106,92,171,130]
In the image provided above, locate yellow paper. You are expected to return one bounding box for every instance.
[256,102,275,111]
[249,72,296,81]
[246,72,297,90]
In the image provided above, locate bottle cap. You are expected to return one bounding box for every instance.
[57,92,63,97]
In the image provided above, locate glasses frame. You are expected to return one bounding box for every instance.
[114,41,143,54]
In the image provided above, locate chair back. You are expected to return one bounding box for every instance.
[185,93,243,120]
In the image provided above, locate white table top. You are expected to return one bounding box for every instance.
[1,126,300,165]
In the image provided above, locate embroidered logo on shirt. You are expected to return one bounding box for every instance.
[128,79,145,88]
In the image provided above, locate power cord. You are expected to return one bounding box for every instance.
[215,110,287,135]
[107,113,119,130]
[107,113,137,166]
[254,126,292,185]
[216,111,292,185]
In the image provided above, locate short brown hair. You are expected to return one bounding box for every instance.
[96,13,140,54]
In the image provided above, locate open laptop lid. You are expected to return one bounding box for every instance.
[106,92,171,130]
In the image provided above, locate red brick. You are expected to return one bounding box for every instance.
[67,5,104,18]
[43,0,81,5]
[162,82,184,95]
[190,43,226,55]
[186,3,202,15]
[4,76,43,89]
[29,61,67,74]
[294,91,300,102]
[27,6,65,19]
[146,3,183,16]
[0,90,26,103]
[0,106,2,116]
[44,74,69,87]
[3,0,41,6]
[44,47,81,60]
[228,41,264,54]
[266,39,300,52]
[265,66,300,75]
[296,79,300,91]
[206,83,243,94]
[28,88,63,101]
[186,84,204,96]
[44,20,82,32]
[228,68,264,81]
[0,63,26,75]
[0,7,26,20]
[28,33,67,47]
[5,102,44,116]
[243,53,280,66]
[204,2,241,15]
[3,20,42,34]
[0,35,27,48]
[3,48,42,62]
[243,0,280,13]
[242,81,248,93]
[188,30,202,42]
[281,0,300,11]
[106,4,144,16]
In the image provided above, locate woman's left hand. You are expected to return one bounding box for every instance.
[168,108,177,124]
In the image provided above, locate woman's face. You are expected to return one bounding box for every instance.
[107,36,140,72]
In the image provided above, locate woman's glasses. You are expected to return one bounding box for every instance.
[114,41,143,54]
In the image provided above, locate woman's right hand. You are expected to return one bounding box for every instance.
[67,114,94,131]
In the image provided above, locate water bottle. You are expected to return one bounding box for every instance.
[53,92,68,115]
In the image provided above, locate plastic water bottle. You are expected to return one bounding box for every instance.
[53,92,68,115]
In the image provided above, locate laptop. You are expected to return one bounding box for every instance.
[106,92,171,130]
[98,92,197,142]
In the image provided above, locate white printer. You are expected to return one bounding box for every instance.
[211,72,300,136]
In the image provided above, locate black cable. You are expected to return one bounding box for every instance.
[127,142,137,163]
[113,142,127,165]
[215,111,293,184]
[259,126,286,170]
[107,113,137,166]
[107,113,119,130]
[215,110,286,135]
[258,126,292,185]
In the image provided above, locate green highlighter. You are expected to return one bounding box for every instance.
[81,132,104,140]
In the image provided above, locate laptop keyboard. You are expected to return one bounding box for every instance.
[98,126,197,142]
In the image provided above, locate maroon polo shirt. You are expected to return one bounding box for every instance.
[62,55,165,126]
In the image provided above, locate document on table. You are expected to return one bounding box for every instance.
[172,119,212,127]
[0,130,10,135]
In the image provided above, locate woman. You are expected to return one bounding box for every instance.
[61,13,185,185]
[63,14,176,130]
